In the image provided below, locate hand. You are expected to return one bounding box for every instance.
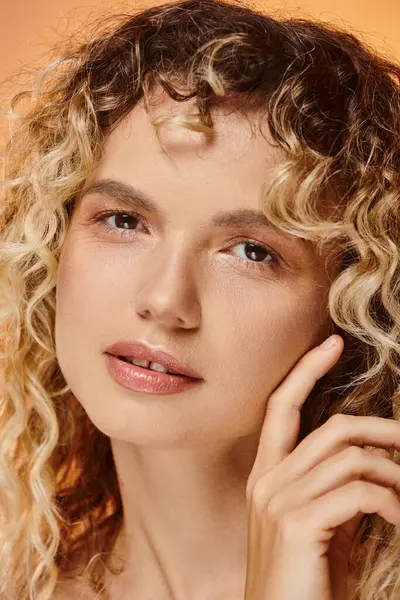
[244,334,400,600]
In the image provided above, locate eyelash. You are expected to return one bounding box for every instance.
[90,209,282,272]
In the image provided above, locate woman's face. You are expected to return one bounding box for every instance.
[55,93,336,447]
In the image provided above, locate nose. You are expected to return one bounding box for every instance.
[134,241,202,330]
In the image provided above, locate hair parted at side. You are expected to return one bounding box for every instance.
[1,0,400,598]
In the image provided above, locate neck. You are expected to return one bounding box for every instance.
[105,433,260,600]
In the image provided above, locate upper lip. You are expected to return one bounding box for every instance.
[104,340,202,379]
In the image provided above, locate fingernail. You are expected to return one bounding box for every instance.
[319,335,338,351]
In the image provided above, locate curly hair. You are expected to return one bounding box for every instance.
[1,0,400,598]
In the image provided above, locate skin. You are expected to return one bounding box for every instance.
[243,337,400,600]
[52,334,400,600]
[54,89,338,600]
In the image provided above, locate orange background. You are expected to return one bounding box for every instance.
[1,0,400,143]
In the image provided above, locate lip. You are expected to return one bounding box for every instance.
[104,354,203,395]
[104,340,202,379]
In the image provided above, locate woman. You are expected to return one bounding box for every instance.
[1,0,400,598]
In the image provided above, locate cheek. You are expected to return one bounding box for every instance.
[214,286,330,402]
[54,240,120,401]
[55,240,121,331]
[55,241,105,366]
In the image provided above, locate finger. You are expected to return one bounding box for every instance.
[280,481,400,548]
[252,334,344,474]
[368,447,391,459]
[266,447,400,517]
[342,448,392,542]
[282,415,400,481]
[336,448,390,540]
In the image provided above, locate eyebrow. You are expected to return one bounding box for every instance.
[80,178,308,247]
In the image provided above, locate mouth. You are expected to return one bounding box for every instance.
[104,352,203,395]
[115,355,190,377]
[104,340,202,380]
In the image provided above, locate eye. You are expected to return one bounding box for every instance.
[227,239,281,271]
[89,210,282,272]
[90,209,147,237]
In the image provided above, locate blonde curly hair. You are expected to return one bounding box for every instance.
[1,0,400,598]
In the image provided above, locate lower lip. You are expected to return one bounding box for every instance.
[104,353,203,395]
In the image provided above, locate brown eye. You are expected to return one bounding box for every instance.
[228,239,281,271]
[91,209,147,237]
[107,212,141,230]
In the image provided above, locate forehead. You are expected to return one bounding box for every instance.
[89,95,294,244]
[100,90,286,190]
